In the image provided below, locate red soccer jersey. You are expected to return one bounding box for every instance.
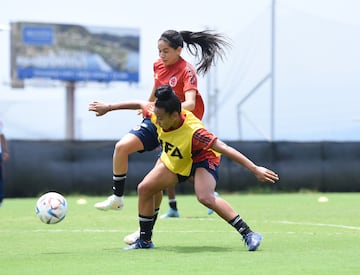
[153,57,205,120]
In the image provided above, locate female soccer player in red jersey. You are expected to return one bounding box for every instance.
[93,30,230,219]
[89,85,279,251]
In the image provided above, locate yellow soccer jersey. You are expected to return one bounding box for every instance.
[151,110,203,176]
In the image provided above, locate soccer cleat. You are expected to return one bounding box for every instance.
[243,232,263,251]
[123,239,155,250]
[160,208,180,219]
[207,191,219,215]
[123,229,140,245]
[94,195,124,211]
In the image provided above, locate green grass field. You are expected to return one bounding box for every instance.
[1,193,359,275]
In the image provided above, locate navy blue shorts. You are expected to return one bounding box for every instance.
[129,118,160,153]
[177,159,219,183]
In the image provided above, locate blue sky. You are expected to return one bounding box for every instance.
[0,0,359,141]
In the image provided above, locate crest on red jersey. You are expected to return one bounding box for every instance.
[169,76,177,87]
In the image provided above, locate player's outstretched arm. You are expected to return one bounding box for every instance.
[211,139,279,184]
[88,100,148,117]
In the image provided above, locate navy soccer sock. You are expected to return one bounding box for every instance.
[229,214,252,236]
[112,174,126,197]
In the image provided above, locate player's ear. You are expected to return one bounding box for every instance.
[171,111,179,120]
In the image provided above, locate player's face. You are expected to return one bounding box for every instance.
[158,40,182,66]
[154,107,179,131]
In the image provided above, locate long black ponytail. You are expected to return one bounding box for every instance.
[159,30,231,75]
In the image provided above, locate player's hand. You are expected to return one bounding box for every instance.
[88,101,110,117]
[136,102,155,117]
[254,166,279,183]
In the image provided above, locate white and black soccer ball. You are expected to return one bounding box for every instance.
[35,192,67,224]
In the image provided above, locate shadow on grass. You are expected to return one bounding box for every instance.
[160,245,233,253]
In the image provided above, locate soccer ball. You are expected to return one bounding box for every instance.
[35,192,67,224]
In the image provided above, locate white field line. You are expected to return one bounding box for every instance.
[1,220,359,233]
[276,220,360,231]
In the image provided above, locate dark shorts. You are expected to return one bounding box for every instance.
[177,159,219,183]
[129,118,159,152]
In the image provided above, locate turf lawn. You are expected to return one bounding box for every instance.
[0,193,359,275]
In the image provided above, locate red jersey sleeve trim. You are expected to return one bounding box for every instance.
[192,128,217,151]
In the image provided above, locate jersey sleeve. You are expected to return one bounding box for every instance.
[182,64,198,92]
[192,128,217,151]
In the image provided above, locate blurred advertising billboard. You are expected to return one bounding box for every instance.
[10,21,140,87]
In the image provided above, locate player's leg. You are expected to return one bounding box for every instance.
[123,190,163,245]
[193,162,262,251]
[94,133,144,210]
[193,167,235,218]
[188,176,217,215]
[207,191,219,215]
[124,161,178,250]
[95,118,159,211]
[123,159,164,245]
[160,186,180,218]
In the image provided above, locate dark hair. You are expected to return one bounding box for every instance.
[159,30,231,75]
[154,85,181,114]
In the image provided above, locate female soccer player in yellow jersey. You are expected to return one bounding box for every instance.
[89,85,279,251]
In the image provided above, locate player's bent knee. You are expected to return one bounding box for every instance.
[196,195,213,208]
[114,140,134,155]
[137,182,151,197]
